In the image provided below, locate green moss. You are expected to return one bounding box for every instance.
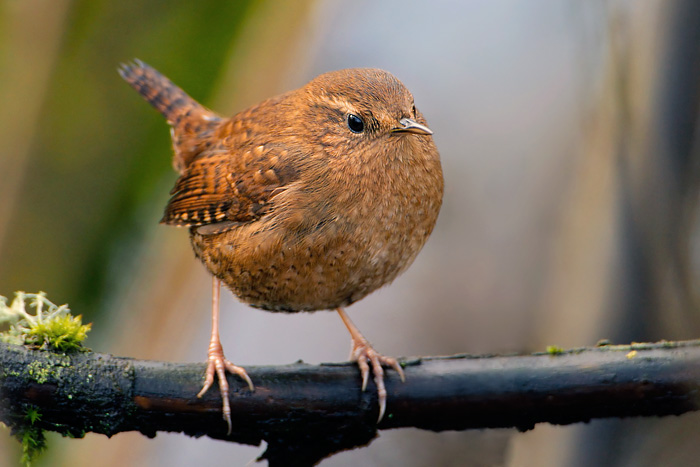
[26,361,53,385]
[546,345,564,355]
[24,407,42,425]
[0,293,92,464]
[25,313,91,352]
[0,291,90,352]
[18,407,46,467]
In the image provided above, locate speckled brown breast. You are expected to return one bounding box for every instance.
[190,135,442,312]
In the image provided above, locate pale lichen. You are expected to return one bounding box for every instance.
[25,361,53,385]
[0,291,90,352]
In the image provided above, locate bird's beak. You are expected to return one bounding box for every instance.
[393,117,433,135]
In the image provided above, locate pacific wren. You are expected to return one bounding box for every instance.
[119,60,443,432]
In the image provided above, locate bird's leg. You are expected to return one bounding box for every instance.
[336,307,405,422]
[197,276,254,434]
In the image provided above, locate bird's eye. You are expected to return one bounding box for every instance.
[411,104,417,116]
[346,114,364,133]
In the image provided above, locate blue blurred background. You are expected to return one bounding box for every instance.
[2,1,700,465]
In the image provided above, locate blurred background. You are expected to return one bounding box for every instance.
[1,0,700,465]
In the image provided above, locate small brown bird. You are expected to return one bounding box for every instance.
[119,60,443,432]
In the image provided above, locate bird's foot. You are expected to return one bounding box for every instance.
[350,338,405,422]
[197,343,254,435]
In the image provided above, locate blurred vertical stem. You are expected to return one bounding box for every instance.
[0,0,71,254]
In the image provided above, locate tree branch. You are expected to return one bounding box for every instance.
[2,340,700,465]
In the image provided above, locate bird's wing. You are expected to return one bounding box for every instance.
[161,136,298,231]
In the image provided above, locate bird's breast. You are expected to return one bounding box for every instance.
[190,140,443,312]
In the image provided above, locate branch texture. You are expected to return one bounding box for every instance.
[2,340,700,465]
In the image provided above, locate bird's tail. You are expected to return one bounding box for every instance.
[118,59,217,127]
[119,59,221,172]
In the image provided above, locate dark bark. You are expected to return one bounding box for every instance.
[1,340,700,465]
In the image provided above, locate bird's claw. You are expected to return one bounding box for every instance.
[351,341,405,422]
[198,349,254,435]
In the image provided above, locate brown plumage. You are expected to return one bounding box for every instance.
[119,60,443,432]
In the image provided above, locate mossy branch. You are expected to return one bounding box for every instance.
[2,340,700,465]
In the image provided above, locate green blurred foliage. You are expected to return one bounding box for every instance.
[0,0,256,317]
